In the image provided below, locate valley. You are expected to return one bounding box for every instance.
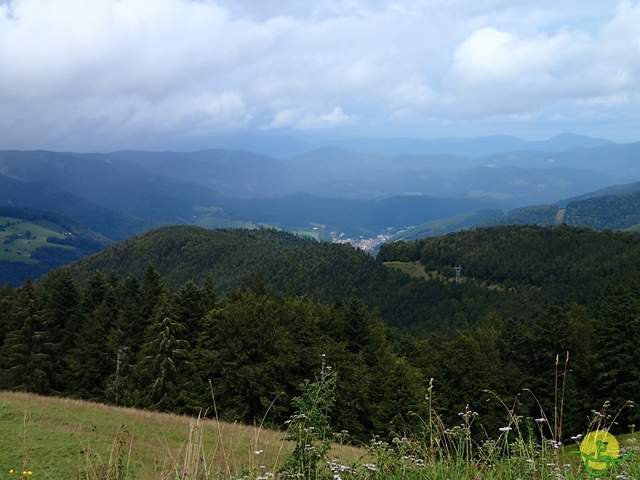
[2,135,640,286]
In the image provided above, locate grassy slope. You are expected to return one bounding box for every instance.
[0,392,289,479]
[383,261,430,280]
[0,217,73,263]
[0,392,363,480]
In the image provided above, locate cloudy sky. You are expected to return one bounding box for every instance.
[1,0,639,151]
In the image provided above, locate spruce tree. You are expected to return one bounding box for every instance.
[592,286,640,427]
[134,293,193,413]
[65,301,116,400]
[175,280,206,347]
[0,278,53,393]
[38,270,81,393]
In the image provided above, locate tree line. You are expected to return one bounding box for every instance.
[2,266,640,442]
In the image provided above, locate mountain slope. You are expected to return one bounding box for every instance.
[63,226,491,331]
[62,224,640,335]
[0,173,152,241]
[0,206,112,286]
[476,186,640,232]
[0,150,220,223]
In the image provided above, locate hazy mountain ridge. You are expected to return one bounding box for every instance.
[0,150,221,224]
[194,132,613,158]
[2,134,640,285]
[474,184,640,232]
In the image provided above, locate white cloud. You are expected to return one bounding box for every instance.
[0,0,640,149]
[262,106,357,130]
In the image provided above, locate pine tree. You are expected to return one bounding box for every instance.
[0,283,17,347]
[65,301,116,400]
[140,265,165,321]
[592,286,640,426]
[0,278,53,393]
[134,293,193,412]
[38,270,81,393]
[104,274,144,406]
[175,280,206,347]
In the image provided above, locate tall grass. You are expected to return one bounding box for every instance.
[2,359,640,479]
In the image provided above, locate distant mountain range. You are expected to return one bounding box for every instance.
[2,133,640,285]
[181,132,613,158]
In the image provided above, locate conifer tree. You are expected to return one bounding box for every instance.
[104,274,144,406]
[175,280,206,346]
[65,301,116,400]
[140,265,165,321]
[38,270,81,393]
[0,278,53,393]
[592,286,640,426]
[0,283,17,347]
[134,292,193,412]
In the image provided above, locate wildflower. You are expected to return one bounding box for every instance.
[570,434,583,441]
[362,463,378,472]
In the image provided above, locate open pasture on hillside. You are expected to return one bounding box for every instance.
[0,217,74,263]
[0,392,299,479]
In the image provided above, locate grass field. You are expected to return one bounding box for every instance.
[0,391,287,479]
[0,392,365,479]
[382,261,431,280]
[3,390,640,479]
[0,217,74,263]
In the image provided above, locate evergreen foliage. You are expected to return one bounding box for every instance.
[2,224,640,445]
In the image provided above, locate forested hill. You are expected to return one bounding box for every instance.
[379,224,640,294]
[63,224,640,334]
[7,224,640,442]
[480,187,640,231]
[64,226,463,332]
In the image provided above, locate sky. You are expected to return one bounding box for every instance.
[1,0,639,151]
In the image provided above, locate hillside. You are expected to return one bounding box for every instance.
[0,150,220,224]
[65,225,608,334]
[0,391,293,479]
[5,224,640,449]
[0,206,112,286]
[64,226,465,331]
[0,173,153,241]
[387,209,503,242]
[65,224,640,335]
[3,141,640,293]
[476,186,640,232]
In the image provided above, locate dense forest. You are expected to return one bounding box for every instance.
[2,225,640,444]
